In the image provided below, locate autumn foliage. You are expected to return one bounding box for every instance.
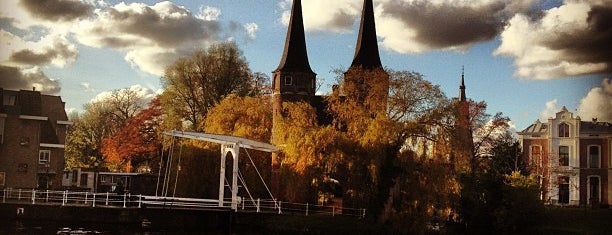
[102,97,163,172]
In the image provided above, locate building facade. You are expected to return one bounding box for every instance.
[518,107,611,206]
[0,88,71,190]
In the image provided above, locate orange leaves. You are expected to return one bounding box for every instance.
[101,97,163,172]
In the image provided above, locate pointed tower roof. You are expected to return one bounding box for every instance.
[275,0,314,74]
[349,0,383,70]
[459,67,466,102]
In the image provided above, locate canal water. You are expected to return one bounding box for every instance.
[0,219,265,235]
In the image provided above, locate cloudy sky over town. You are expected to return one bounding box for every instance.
[1,0,610,130]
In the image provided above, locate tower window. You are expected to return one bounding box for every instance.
[558,123,569,137]
[284,76,292,85]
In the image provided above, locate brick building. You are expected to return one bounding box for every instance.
[0,88,71,190]
[518,107,611,206]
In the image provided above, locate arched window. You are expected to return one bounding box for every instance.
[588,145,600,168]
[588,176,600,205]
[558,176,570,204]
[558,123,569,137]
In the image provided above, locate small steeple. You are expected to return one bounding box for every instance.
[459,66,466,102]
[349,0,383,70]
[275,0,314,74]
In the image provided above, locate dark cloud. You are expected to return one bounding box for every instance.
[0,65,60,94]
[328,10,355,31]
[381,1,509,48]
[9,40,77,66]
[20,0,93,21]
[103,2,219,47]
[542,5,612,70]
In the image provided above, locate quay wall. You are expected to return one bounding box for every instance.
[0,203,232,230]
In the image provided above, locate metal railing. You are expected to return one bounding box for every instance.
[1,188,365,218]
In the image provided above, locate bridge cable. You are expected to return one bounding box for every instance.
[155,136,166,196]
[163,136,176,197]
[244,148,278,208]
[237,167,257,208]
[172,139,183,197]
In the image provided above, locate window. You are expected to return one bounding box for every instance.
[558,176,570,204]
[100,175,107,183]
[530,145,542,171]
[558,123,569,137]
[72,170,78,183]
[39,150,51,164]
[80,173,88,187]
[284,76,292,85]
[588,176,600,204]
[559,146,569,166]
[588,146,600,168]
[3,95,16,106]
[0,172,5,186]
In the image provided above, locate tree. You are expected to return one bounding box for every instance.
[101,97,163,172]
[160,42,267,130]
[65,88,151,169]
[203,95,272,142]
[65,101,118,168]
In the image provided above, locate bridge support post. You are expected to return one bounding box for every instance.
[218,146,227,207]
[230,143,240,210]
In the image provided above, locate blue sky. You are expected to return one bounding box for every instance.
[1,0,611,131]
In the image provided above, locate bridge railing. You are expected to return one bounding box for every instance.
[1,189,365,218]
[238,199,366,218]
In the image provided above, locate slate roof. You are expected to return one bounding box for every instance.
[349,0,383,70]
[274,0,315,74]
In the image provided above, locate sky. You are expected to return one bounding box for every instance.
[0,0,611,131]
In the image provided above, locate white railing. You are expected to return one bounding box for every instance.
[0,188,365,218]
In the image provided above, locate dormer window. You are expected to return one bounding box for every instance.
[284,76,292,85]
[558,123,569,137]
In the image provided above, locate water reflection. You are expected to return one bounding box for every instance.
[0,219,244,235]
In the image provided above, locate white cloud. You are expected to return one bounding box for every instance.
[279,0,359,33]
[539,99,559,121]
[196,6,221,21]
[577,78,612,122]
[244,22,259,40]
[494,1,612,79]
[91,84,160,105]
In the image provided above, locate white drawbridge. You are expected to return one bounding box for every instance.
[163,130,278,210]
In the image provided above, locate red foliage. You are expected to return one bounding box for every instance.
[102,97,163,172]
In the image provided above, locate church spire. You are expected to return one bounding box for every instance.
[349,0,383,70]
[459,66,466,102]
[275,0,314,73]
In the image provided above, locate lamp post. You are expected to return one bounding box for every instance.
[93,162,99,193]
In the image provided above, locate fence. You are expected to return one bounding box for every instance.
[0,188,365,218]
